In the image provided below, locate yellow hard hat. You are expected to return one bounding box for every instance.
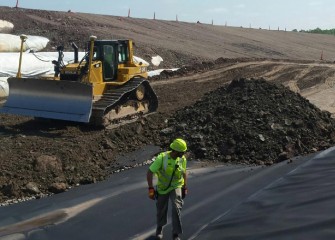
[170,138,187,152]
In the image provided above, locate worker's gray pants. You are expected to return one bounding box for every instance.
[156,188,183,235]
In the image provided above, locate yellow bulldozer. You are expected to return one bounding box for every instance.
[0,35,158,127]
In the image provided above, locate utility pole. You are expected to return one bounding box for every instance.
[15,0,19,8]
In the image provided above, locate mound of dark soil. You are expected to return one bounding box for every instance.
[162,78,335,165]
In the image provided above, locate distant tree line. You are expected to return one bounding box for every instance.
[292,28,335,35]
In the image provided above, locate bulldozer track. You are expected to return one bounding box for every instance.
[91,77,158,126]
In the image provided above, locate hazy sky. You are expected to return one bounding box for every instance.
[2,0,335,31]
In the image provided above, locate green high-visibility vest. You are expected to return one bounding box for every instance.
[149,151,187,194]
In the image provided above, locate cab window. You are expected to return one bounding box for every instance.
[118,44,128,63]
[103,45,115,80]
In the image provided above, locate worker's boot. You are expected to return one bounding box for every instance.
[156,226,163,240]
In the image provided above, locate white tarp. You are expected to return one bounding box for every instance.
[0,20,14,33]
[151,55,163,66]
[147,68,179,77]
[0,52,86,77]
[0,34,49,52]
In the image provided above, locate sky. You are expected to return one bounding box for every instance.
[2,0,335,31]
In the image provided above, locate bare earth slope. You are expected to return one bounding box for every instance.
[2,7,335,68]
[1,6,335,204]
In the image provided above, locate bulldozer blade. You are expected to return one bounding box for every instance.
[0,77,93,122]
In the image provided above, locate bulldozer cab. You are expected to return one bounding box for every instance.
[91,40,130,82]
[92,41,117,81]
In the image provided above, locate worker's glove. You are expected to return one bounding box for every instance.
[182,187,188,199]
[148,187,156,200]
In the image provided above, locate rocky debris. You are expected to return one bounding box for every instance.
[48,182,67,194]
[162,78,335,165]
[34,155,63,173]
[24,182,40,194]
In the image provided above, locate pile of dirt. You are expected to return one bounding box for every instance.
[162,78,335,165]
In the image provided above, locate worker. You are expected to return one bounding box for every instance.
[147,138,188,240]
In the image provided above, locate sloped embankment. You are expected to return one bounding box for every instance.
[163,78,335,165]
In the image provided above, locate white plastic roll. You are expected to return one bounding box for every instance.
[0,20,14,33]
[0,77,9,98]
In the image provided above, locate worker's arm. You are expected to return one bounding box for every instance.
[147,153,163,188]
[147,169,156,200]
[183,172,187,188]
[182,157,187,188]
[182,171,188,199]
[147,169,154,188]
